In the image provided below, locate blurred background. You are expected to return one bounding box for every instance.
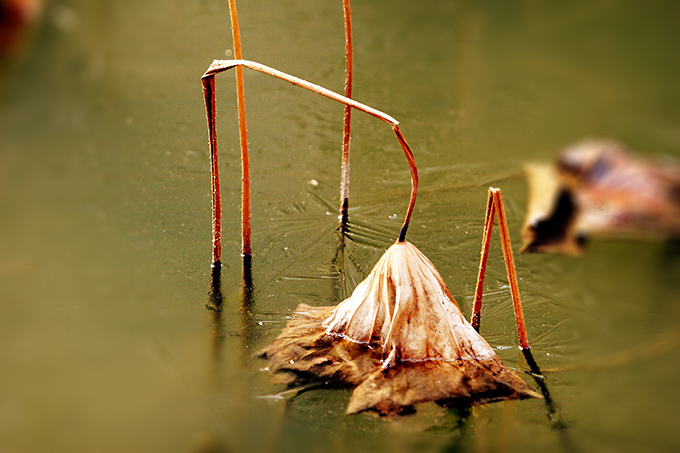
[1,0,679,452]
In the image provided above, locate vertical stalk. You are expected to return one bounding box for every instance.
[202,75,222,266]
[227,0,252,259]
[339,0,354,230]
[471,189,495,332]
[492,188,530,350]
[202,59,417,244]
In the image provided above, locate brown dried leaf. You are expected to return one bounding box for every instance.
[258,304,381,388]
[260,241,541,415]
[348,358,539,415]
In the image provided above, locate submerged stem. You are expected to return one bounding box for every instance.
[202,59,418,243]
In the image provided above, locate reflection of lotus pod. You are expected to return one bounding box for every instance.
[323,241,498,366]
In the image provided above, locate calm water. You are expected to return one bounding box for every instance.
[1,1,679,452]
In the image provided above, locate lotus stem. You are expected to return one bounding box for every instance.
[202,59,418,243]
[470,187,530,350]
[492,188,530,351]
[339,0,353,230]
[471,189,495,331]
[227,0,252,260]
[394,126,418,242]
[202,75,222,266]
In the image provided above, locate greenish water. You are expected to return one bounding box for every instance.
[1,1,679,452]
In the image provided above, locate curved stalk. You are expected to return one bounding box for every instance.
[202,59,418,243]
[394,126,418,242]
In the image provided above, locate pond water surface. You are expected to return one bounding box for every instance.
[1,1,680,452]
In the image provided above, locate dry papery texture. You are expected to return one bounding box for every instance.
[259,241,540,416]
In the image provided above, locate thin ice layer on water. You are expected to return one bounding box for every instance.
[323,241,498,366]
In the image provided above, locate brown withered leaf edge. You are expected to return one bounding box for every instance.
[258,304,540,416]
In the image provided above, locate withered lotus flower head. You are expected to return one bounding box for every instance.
[318,237,541,415]
[260,188,541,415]
[198,0,545,417]
[323,240,497,367]
[202,50,540,416]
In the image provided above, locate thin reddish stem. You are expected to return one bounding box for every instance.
[394,126,418,242]
[227,0,252,258]
[339,0,353,225]
[471,188,496,331]
[202,75,222,265]
[203,60,398,124]
[491,188,530,350]
[202,59,417,243]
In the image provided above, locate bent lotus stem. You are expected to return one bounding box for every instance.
[339,0,353,230]
[472,187,530,350]
[202,59,418,245]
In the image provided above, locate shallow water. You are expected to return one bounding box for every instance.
[1,1,679,452]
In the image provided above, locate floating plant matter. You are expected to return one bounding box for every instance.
[202,2,540,416]
[259,189,541,415]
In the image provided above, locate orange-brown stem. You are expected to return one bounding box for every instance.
[492,188,530,350]
[202,59,418,243]
[394,126,418,242]
[202,75,222,265]
[339,0,353,228]
[471,187,530,351]
[471,189,495,331]
[203,60,398,132]
[227,0,252,258]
